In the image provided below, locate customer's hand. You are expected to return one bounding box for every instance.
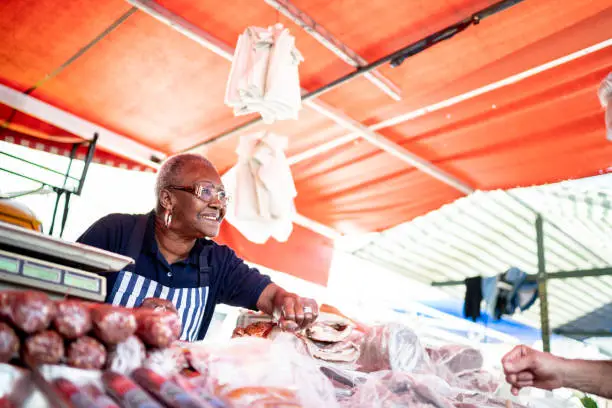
[502,345,566,395]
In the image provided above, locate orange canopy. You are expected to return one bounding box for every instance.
[1,0,611,283]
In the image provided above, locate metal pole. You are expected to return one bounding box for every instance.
[77,133,98,195]
[431,266,612,286]
[536,214,551,352]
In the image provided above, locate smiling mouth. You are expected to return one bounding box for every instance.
[201,214,221,222]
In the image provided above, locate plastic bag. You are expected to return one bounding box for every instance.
[599,72,612,141]
[426,345,484,374]
[188,334,339,408]
[357,323,431,373]
[342,371,524,408]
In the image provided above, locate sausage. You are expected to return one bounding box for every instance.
[90,305,137,345]
[66,336,107,370]
[139,298,178,315]
[23,330,64,365]
[131,368,205,408]
[107,335,146,375]
[82,384,121,408]
[136,309,181,348]
[0,322,19,363]
[174,372,231,408]
[102,371,163,408]
[10,291,56,333]
[53,378,98,408]
[54,301,92,339]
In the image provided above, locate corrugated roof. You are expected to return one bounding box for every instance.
[352,174,612,333]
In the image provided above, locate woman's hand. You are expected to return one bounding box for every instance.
[257,284,318,331]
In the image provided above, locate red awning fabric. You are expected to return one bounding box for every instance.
[216,222,334,287]
[1,0,611,282]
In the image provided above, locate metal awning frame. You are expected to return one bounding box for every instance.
[430,211,612,351]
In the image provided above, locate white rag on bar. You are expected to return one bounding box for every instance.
[222,132,297,243]
[598,72,612,141]
[225,24,303,124]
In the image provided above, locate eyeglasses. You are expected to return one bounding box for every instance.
[168,183,230,204]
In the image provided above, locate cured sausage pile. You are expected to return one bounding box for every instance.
[0,290,181,370]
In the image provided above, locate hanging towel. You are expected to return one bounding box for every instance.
[225,24,303,124]
[463,276,482,322]
[598,72,612,141]
[222,131,297,244]
[481,275,499,318]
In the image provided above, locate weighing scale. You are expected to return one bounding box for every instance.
[0,221,134,301]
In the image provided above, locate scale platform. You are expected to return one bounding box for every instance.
[0,220,135,301]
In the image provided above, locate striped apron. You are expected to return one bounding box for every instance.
[108,215,210,342]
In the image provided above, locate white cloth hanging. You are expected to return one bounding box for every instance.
[225,24,303,124]
[222,132,297,244]
[598,72,612,141]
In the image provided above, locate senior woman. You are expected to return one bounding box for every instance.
[78,153,318,341]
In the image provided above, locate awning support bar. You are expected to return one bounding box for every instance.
[430,266,612,286]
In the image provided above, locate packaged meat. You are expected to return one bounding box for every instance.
[67,336,107,370]
[357,323,431,373]
[82,384,120,408]
[102,371,163,408]
[426,345,484,374]
[54,301,92,339]
[23,330,64,365]
[232,322,275,339]
[53,378,98,408]
[191,334,339,408]
[107,336,146,375]
[9,291,56,334]
[0,322,19,363]
[132,367,207,408]
[224,386,301,407]
[90,305,137,345]
[139,298,178,315]
[135,309,181,348]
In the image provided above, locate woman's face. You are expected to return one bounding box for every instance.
[164,162,227,238]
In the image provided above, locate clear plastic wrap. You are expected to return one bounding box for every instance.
[341,371,525,408]
[426,345,484,374]
[144,346,189,377]
[106,335,146,375]
[356,323,431,373]
[187,334,339,408]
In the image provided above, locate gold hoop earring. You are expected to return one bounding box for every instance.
[164,210,173,228]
